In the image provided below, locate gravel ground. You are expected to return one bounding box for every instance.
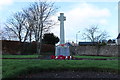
[19,71,120,79]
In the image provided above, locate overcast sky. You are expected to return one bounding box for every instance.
[0,0,119,43]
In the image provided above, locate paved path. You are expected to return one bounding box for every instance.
[18,71,120,79]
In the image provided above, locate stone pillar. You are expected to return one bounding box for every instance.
[55,13,70,57]
[58,13,66,44]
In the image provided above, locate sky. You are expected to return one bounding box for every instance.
[0,0,119,43]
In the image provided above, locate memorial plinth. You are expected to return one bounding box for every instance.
[55,44,70,56]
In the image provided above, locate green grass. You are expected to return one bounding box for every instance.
[2,55,119,78]
[2,55,39,58]
[74,56,119,59]
[2,59,119,78]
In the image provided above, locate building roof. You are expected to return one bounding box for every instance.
[117,33,120,39]
[79,42,98,45]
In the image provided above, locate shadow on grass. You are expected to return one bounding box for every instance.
[2,66,119,79]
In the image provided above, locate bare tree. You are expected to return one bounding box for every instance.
[82,25,109,56]
[4,1,58,56]
[0,24,6,40]
[0,26,17,40]
[0,30,6,40]
[82,25,109,42]
[5,12,27,42]
[3,27,18,40]
[23,1,58,56]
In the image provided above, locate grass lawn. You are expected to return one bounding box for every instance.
[2,55,119,79]
[74,56,120,59]
[2,55,39,58]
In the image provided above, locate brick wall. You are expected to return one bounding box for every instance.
[70,45,119,57]
[1,40,55,55]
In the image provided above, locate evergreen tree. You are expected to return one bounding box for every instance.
[43,33,59,45]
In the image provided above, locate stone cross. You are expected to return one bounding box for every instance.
[58,13,66,44]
